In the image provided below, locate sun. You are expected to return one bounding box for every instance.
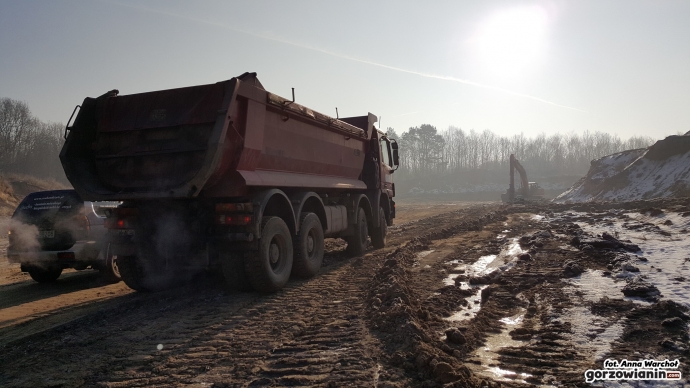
[470,6,549,79]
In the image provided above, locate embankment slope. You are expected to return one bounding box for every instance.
[555,134,690,203]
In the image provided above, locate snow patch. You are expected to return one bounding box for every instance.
[555,135,690,203]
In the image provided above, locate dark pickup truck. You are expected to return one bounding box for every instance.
[7,190,120,283]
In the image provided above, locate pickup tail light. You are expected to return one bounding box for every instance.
[58,252,76,260]
[217,214,252,226]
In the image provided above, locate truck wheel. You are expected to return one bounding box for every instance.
[99,253,122,283]
[28,267,62,283]
[220,252,254,291]
[117,255,147,291]
[118,255,175,292]
[244,217,294,293]
[292,213,324,279]
[345,207,368,256]
[371,207,387,249]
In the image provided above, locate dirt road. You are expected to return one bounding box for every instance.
[1,199,688,387]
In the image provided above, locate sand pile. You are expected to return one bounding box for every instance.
[555,134,690,203]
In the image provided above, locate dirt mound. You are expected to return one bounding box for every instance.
[0,177,17,217]
[0,174,69,216]
[555,134,690,203]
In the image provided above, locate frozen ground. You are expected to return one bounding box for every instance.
[554,210,690,309]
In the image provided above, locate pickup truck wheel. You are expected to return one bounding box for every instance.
[345,207,368,256]
[99,253,122,283]
[292,213,324,279]
[244,217,293,293]
[371,207,387,249]
[28,267,62,283]
[221,252,254,291]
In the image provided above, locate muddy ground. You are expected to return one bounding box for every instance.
[0,198,688,387]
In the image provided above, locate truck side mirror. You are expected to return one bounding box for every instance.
[390,139,399,170]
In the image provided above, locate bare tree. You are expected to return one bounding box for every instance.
[0,97,67,182]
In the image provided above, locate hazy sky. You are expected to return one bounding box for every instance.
[1,0,689,140]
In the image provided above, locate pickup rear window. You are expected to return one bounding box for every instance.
[13,190,83,222]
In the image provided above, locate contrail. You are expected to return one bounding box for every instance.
[268,38,587,113]
[105,1,586,113]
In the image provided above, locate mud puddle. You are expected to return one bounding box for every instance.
[443,238,526,322]
[467,309,533,384]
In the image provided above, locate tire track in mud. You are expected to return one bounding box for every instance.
[0,248,406,387]
[364,209,515,387]
[446,221,599,386]
[100,259,387,388]
[197,266,383,387]
[0,281,260,387]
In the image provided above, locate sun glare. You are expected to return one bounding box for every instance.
[471,6,549,79]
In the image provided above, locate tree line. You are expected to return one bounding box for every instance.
[0,98,67,181]
[386,124,655,178]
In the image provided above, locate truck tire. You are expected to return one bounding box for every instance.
[345,207,368,256]
[28,267,62,283]
[371,207,387,249]
[117,255,147,291]
[220,252,254,291]
[292,213,324,279]
[244,217,293,293]
[99,253,122,283]
[118,255,175,292]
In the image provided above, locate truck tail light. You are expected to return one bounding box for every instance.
[216,203,253,212]
[105,218,132,229]
[217,214,252,226]
[104,208,138,230]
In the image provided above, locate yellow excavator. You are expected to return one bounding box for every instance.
[501,154,545,203]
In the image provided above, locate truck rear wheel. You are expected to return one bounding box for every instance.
[244,217,293,293]
[292,213,324,279]
[118,254,175,292]
[371,207,387,249]
[28,267,62,283]
[117,255,147,291]
[345,207,368,256]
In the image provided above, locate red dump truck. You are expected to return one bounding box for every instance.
[60,72,398,293]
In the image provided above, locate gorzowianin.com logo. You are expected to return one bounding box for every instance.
[585,359,682,383]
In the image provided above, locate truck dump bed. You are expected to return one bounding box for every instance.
[61,73,374,200]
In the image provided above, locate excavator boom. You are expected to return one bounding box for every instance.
[504,154,543,203]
